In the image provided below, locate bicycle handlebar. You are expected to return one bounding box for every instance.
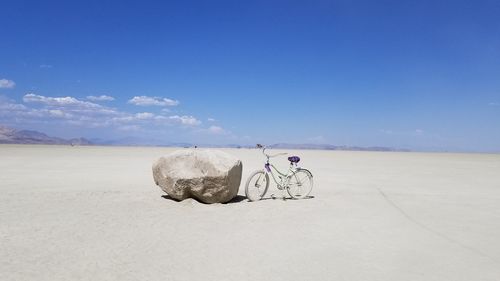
[262,147,288,159]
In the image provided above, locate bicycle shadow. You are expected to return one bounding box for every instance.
[263,195,315,201]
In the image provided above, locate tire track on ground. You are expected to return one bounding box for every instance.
[376,187,498,265]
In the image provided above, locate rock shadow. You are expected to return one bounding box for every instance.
[161,194,248,204]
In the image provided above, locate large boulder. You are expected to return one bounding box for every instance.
[152,149,242,204]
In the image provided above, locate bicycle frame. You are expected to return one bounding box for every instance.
[263,152,301,190]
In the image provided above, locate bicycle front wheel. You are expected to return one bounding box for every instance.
[245,170,270,202]
[287,169,313,199]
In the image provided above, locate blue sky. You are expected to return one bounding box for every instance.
[1,0,499,151]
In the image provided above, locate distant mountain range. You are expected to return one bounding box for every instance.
[267,143,410,152]
[0,124,409,151]
[0,125,92,145]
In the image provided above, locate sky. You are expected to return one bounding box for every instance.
[1,0,499,152]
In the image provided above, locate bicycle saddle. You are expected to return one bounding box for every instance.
[288,156,300,163]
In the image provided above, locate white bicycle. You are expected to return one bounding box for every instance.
[245,147,314,201]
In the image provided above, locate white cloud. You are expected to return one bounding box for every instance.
[0,101,27,111]
[39,64,53,69]
[112,112,155,123]
[207,118,216,122]
[128,96,179,106]
[111,112,200,127]
[2,93,206,134]
[7,93,120,127]
[0,100,72,120]
[87,95,115,101]
[117,125,141,131]
[135,112,155,120]
[46,109,73,118]
[489,102,499,106]
[168,115,201,126]
[208,125,225,134]
[0,79,15,89]
[23,93,102,109]
[194,125,232,137]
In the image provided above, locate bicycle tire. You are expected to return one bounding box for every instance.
[245,170,270,202]
[286,169,313,199]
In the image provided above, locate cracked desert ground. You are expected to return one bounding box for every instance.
[1,145,499,281]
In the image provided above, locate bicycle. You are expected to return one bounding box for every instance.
[245,147,314,201]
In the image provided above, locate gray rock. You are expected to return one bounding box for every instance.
[152,149,242,203]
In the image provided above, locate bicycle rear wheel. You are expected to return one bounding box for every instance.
[287,169,313,199]
[245,170,270,202]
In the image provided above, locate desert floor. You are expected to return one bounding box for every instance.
[1,145,500,281]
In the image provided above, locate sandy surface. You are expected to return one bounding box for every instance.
[1,145,499,281]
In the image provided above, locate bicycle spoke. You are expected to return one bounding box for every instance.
[245,170,270,201]
[287,170,312,199]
